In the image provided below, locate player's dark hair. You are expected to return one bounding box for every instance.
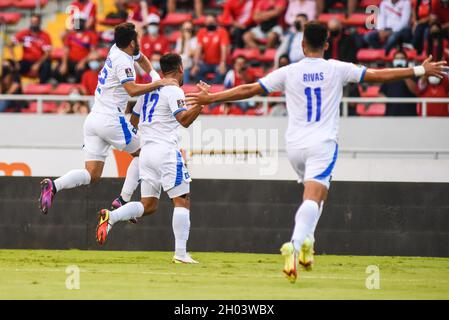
[114,22,138,49]
[304,21,328,51]
[160,53,183,74]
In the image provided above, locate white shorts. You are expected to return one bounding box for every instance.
[250,25,283,41]
[139,142,192,199]
[287,140,339,189]
[83,112,140,162]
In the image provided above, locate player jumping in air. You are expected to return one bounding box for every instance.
[38,23,177,215]
[95,53,204,264]
[185,22,448,283]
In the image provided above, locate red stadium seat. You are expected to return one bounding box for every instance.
[23,83,52,95]
[193,15,206,26]
[167,30,180,44]
[25,101,58,113]
[51,48,64,60]
[161,13,193,26]
[385,48,417,62]
[0,0,12,9]
[359,0,382,7]
[209,85,224,93]
[14,0,48,9]
[52,83,80,95]
[182,84,198,94]
[228,105,245,115]
[356,48,385,62]
[0,12,21,25]
[258,49,276,63]
[232,48,260,61]
[359,85,380,97]
[356,103,386,116]
[99,18,126,26]
[318,13,345,25]
[345,14,369,27]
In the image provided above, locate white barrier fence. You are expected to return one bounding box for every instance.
[1,94,449,117]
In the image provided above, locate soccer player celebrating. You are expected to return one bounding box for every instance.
[185,22,448,282]
[39,23,177,214]
[96,53,204,264]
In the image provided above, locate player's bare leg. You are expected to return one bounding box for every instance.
[39,161,104,214]
[172,194,198,264]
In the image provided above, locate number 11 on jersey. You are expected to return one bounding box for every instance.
[305,87,322,122]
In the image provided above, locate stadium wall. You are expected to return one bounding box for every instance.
[1,177,448,257]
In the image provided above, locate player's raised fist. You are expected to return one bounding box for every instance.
[422,55,449,79]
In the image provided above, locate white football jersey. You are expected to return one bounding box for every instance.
[133,84,187,147]
[91,44,136,116]
[259,58,366,149]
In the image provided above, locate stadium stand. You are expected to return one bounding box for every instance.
[0,0,448,116]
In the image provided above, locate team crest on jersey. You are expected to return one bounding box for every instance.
[106,58,112,68]
[177,99,186,109]
[125,68,133,78]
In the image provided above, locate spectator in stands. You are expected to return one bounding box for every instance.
[128,0,162,31]
[58,17,99,83]
[224,55,256,112]
[69,0,97,30]
[191,15,230,84]
[168,0,203,18]
[316,0,357,16]
[175,21,198,84]
[243,0,287,49]
[80,52,102,96]
[10,14,52,84]
[324,18,358,63]
[363,0,412,55]
[140,14,170,60]
[285,0,316,24]
[424,22,449,62]
[105,0,129,21]
[57,87,89,114]
[431,0,449,37]
[275,14,307,68]
[412,0,432,54]
[222,0,258,49]
[379,50,418,116]
[417,73,449,116]
[0,59,22,113]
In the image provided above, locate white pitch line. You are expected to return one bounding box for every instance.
[0,268,447,283]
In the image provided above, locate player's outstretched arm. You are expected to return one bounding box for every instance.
[123,78,178,97]
[363,56,448,83]
[185,82,266,106]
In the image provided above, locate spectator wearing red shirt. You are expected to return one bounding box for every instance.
[81,53,102,96]
[243,0,286,49]
[412,0,432,54]
[11,14,52,83]
[431,0,449,36]
[69,0,97,30]
[424,22,449,62]
[140,14,170,60]
[222,0,258,48]
[191,15,231,84]
[58,18,99,82]
[127,0,161,32]
[417,75,449,116]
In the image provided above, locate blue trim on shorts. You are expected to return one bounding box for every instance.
[257,79,269,94]
[175,151,183,187]
[119,116,132,145]
[314,143,339,180]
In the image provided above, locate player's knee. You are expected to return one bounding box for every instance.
[141,200,158,215]
[88,171,102,183]
[172,194,190,209]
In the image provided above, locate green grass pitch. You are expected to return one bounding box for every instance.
[0,249,448,299]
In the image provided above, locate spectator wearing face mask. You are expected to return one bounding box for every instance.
[0,59,22,112]
[363,0,412,55]
[224,55,256,112]
[175,21,198,84]
[243,0,286,49]
[424,22,449,62]
[69,0,97,30]
[222,0,258,49]
[58,18,99,83]
[140,14,170,60]
[80,53,102,96]
[285,0,316,24]
[275,14,307,68]
[379,50,418,116]
[417,74,449,116]
[324,18,358,63]
[431,0,449,37]
[191,15,231,84]
[10,14,52,83]
[411,0,432,54]
[58,87,89,114]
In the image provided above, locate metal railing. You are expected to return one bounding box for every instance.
[0,94,448,117]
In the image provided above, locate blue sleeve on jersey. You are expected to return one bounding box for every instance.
[120,78,135,84]
[173,108,187,117]
[257,79,270,94]
[359,67,367,83]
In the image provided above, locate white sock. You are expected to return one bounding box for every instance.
[291,200,320,252]
[307,201,324,242]
[172,207,190,257]
[53,169,91,192]
[109,202,144,227]
[120,157,140,202]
